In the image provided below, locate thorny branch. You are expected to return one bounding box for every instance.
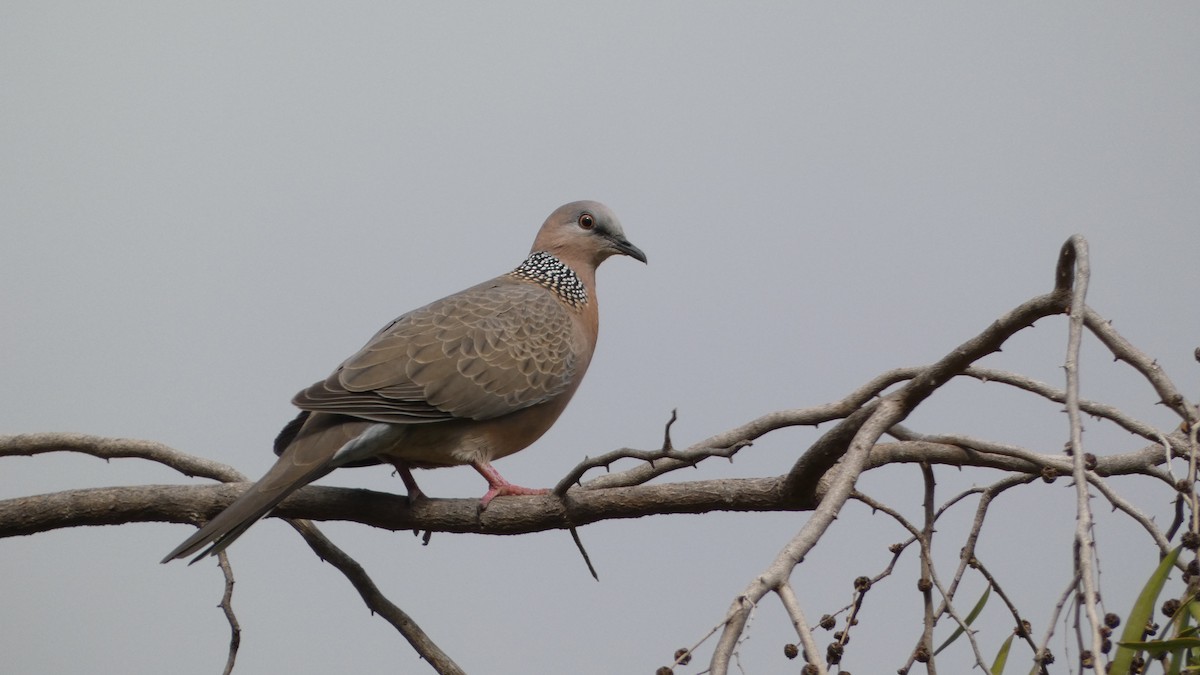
[2,236,1197,674]
[0,438,466,672]
[919,463,938,674]
[216,552,241,675]
[1061,236,1106,672]
[694,236,1193,675]
[286,519,466,675]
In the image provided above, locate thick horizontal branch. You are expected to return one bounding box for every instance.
[0,477,803,540]
[2,435,1175,542]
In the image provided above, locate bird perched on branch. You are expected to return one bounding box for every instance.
[163,200,645,563]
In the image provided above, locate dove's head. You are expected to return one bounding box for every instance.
[531,200,647,270]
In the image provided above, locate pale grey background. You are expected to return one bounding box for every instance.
[3,3,1199,674]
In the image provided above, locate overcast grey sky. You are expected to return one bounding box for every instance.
[3,4,1199,674]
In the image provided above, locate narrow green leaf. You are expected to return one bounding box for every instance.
[1166,644,1184,675]
[1188,597,1200,625]
[990,632,1014,675]
[1170,601,1199,675]
[1111,546,1184,675]
[1118,637,1200,654]
[935,585,992,655]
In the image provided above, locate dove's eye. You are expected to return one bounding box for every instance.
[578,213,595,230]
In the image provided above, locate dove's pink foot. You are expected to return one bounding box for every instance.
[473,460,548,508]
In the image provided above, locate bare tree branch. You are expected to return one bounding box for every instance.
[0,432,244,482]
[216,552,241,675]
[286,519,467,675]
[778,583,827,675]
[711,394,900,674]
[961,366,1184,446]
[1061,236,1106,672]
[0,435,463,671]
[4,236,1195,674]
[1,433,1183,541]
[919,463,939,675]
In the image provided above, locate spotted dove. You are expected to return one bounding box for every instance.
[162,201,645,562]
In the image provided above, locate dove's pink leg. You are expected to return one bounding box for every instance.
[472,460,548,507]
[389,461,425,504]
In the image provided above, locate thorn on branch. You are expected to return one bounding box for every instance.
[568,527,599,581]
[662,408,678,452]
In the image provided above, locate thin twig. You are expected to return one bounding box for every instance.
[0,432,245,482]
[919,463,938,675]
[961,366,1183,447]
[0,434,464,672]
[216,551,241,675]
[1082,308,1198,425]
[971,558,1038,654]
[709,399,896,675]
[885,427,1176,555]
[925,555,991,671]
[554,441,747,494]
[582,366,927,494]
[1189,423,1199,536]
[943,474,1034,603]
[777,584,827,675]
[1032,571,1082,672]
[287,519,466,675]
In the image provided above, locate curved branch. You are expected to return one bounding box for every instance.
[0,433,466,672]
[711,395,902,674]
[1083,308,1198,425]
[0,432,245,482]
[961,366,1180,446]
[786,289,1069,500]
[286,520,466,675]
[216,552,241,675]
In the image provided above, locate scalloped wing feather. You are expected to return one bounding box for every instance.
[292,278,580,423]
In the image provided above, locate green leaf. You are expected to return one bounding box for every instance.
[991,632,1014,675]
[1118,637,1200,655]
[1188,596,1200,625]
[1111,546,1184,675]
[936,585,992,655]
[1166,643,1185,675]
[1167,600,1200,674]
